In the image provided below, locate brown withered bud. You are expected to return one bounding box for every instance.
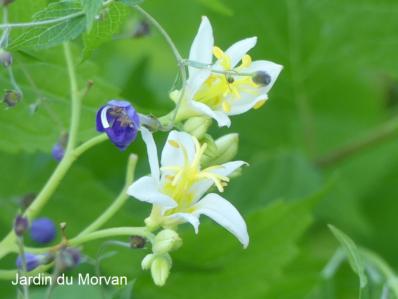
[3,90,22,107]
[130,235,146,249]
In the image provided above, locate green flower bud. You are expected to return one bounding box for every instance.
[202,133,239,166]
[183,116,212,139]
[153,229,182,255]
[151,254,172,287]
[141,253,155,270]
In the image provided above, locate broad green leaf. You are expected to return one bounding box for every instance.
[329,225,368,289]
[0,47,120,154]
[81,0,103,31]
[82,3,129,60]
[9,1,86,50]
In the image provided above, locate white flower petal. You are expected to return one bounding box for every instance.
[141,127,160,181]
[190,100,231,127]
[161,130,196,169]
[186,69,211,100]
[245,60,283,93]
[189,16,214,78]
[127,176,177,209]
[193,193,249,248]
[100,105,112,129]
[166,213,200,233]
[228,93,268,115]
[215,37,257,69]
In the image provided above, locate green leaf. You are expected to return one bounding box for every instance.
[134,198,315,299]
[82,2,129,60]
[328,225,368,289]
[0,47,120,154]
[81,0,103,31]
[9,1,86,50]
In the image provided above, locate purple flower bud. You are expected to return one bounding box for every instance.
[51,143,65,161]
[96,100,140,151]
[56,248,81,270]
[0,49,13,67]
[51,133,68,161]
[14,215,29,236]
[133,20,150,38]
[16,253,40,271]
[3,90,21,107]
[30,218,56,244]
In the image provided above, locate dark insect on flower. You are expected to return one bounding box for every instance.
[14,215,29,237]
[226,75,235,84]
[252,71,271,86]
[96,100,140,151]
[16,253,41,272]
[56,247,81,271]
[3,90,22,107]
[51,133,68,162]
[30,218,56,244]
[0,49,13,67]
[130,235,146,249]
[133,20,151,38]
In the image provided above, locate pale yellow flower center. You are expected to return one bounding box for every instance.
[161,137,228,212]
[193,46,260,112]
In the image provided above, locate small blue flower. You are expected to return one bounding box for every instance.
[30,218,56,244]
[51,133,68,162]
[96,100,140,151]
[16,253,40,271]
[51,143,65,161]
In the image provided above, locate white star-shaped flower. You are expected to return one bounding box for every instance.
[172,16,283,127]
[128,128,249,248]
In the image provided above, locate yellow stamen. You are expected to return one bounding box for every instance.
[241,55,252,68]
[222,101,231,113]
[213,46,224,60]
[253,99,267,110]
[168,140,180,148]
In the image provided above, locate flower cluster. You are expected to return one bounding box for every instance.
[93,16,281,286]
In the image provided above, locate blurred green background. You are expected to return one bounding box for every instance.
[1,0,398,298]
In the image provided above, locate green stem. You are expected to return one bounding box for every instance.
[63,42,80,151]
[16,237,29,299]
[0,133,108,258]
[316,116,398,168]
[73,133,107,157]
[25,227,152,254]
[360,248,398,297]
[79,154,138,235]
[133,5,188,125]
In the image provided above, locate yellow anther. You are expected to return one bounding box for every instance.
[168,140,180,148]
[165,175,174,181]
[212,46,225,60]
[253,99,267,110]
[241,55,252,68]
[222,101,231,113]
